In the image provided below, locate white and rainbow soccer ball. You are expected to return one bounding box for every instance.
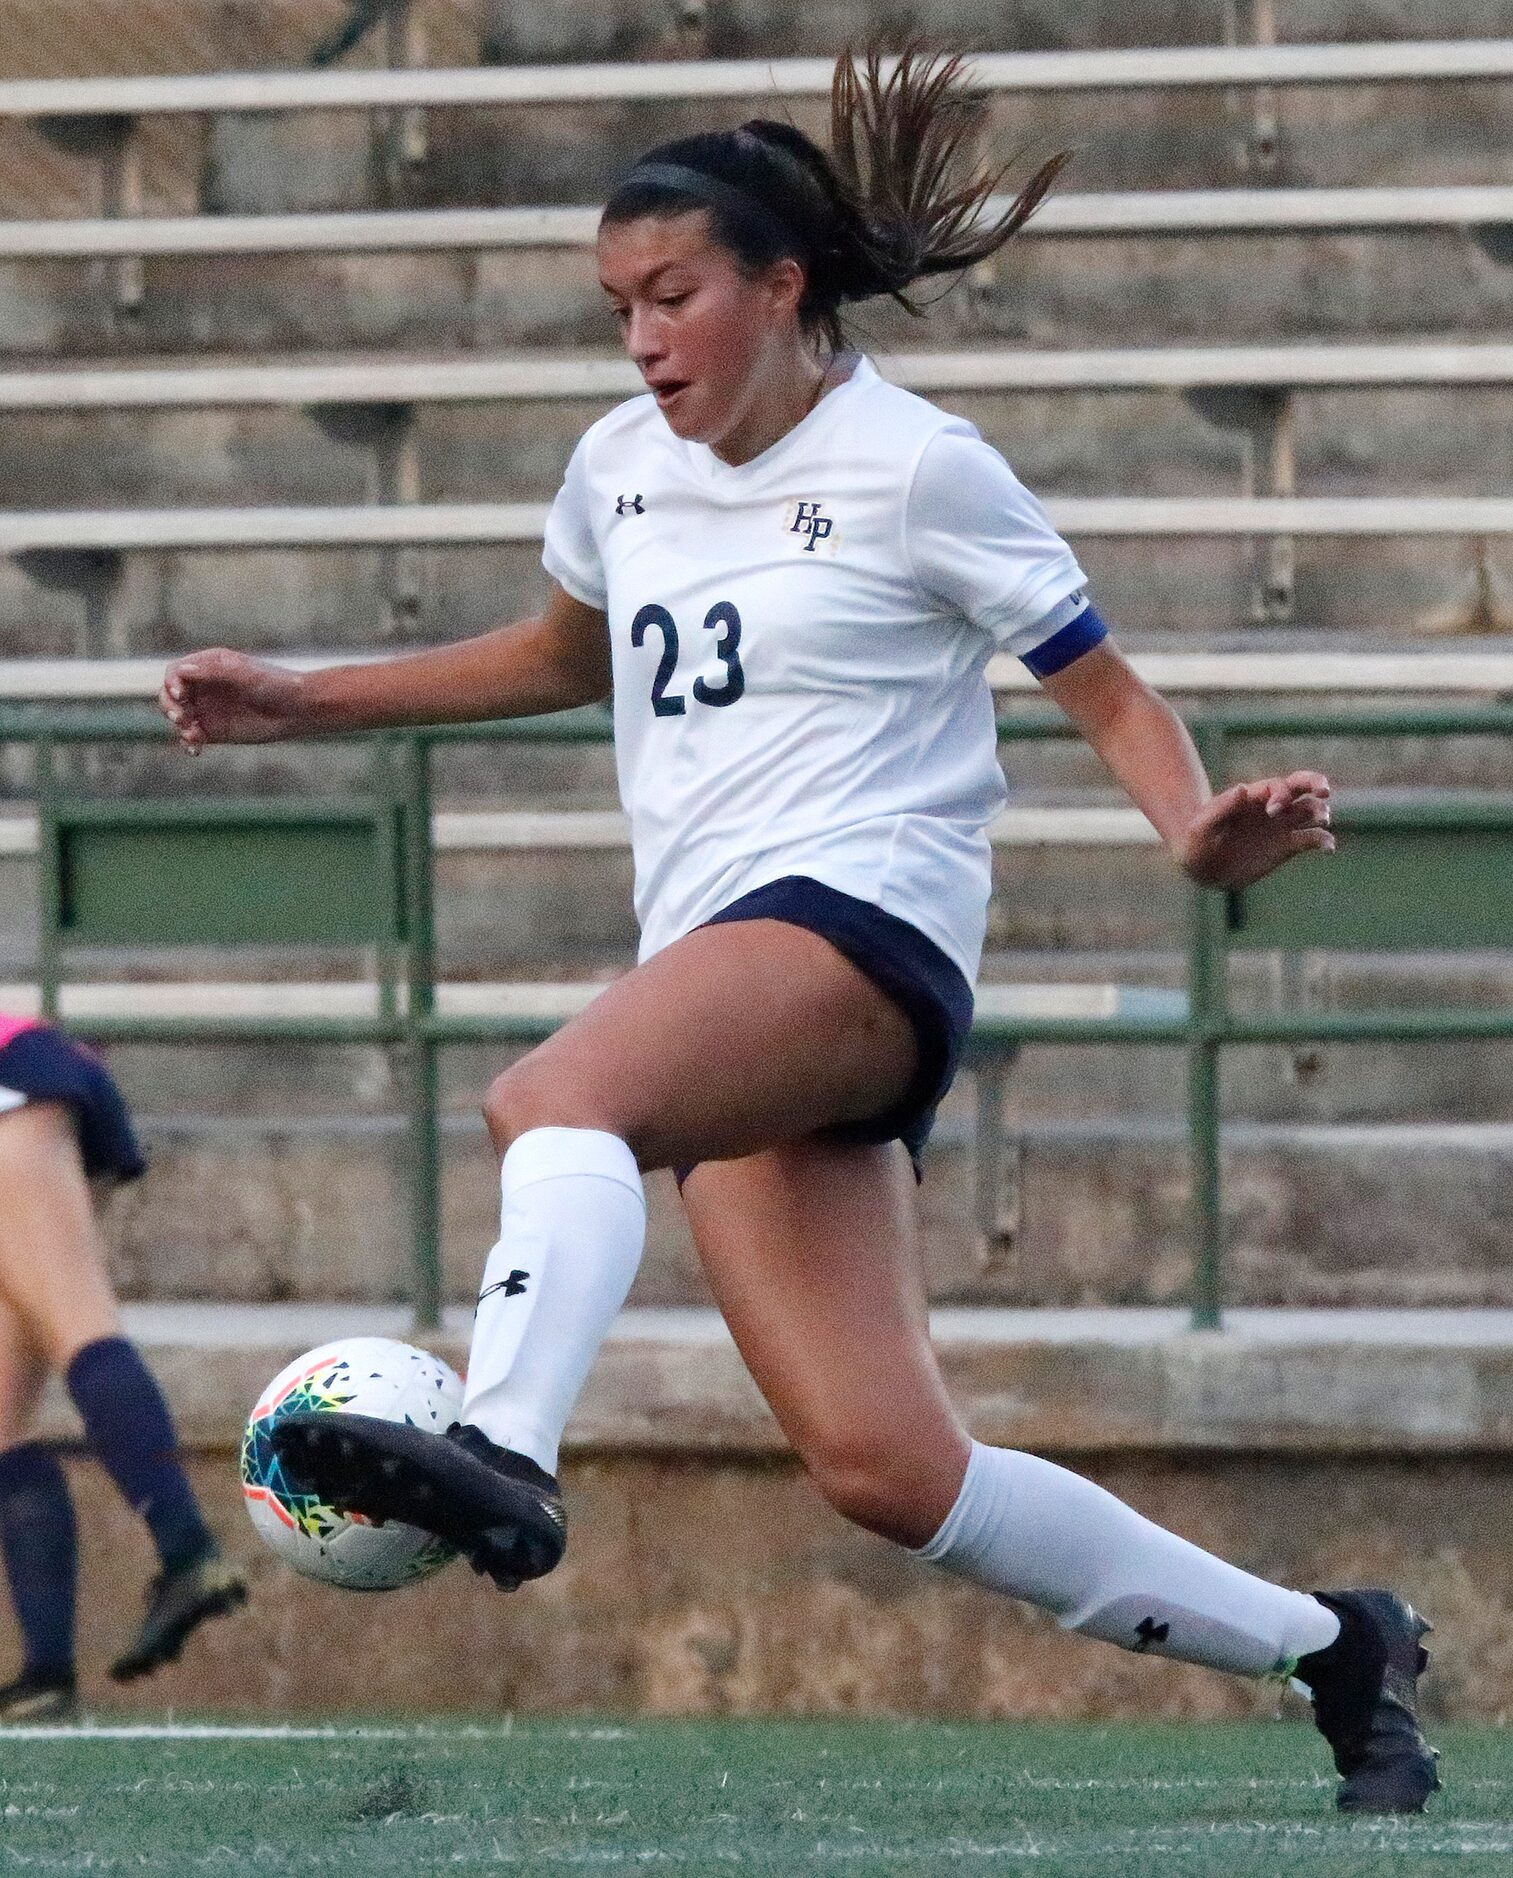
[240,1337,463,1591]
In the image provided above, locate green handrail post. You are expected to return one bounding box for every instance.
[1187,717,1228,1331]
[370,734,403,1026]
[34,737,61,1022]
[403,733,442,1331]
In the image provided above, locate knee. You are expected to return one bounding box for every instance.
[482,1062,555,1156]
[481,1060,628,1159]
[798,1426,934,1548]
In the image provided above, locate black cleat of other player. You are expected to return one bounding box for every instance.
[1296,1588,1441,1814]
[271,1412,566,1590]
[0,1666,77,1723]
[110,1550,249,1683]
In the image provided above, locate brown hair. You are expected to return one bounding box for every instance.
[600,44,1070,350]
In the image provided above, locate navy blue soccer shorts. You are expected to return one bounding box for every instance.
[0,1021,147,1183]
[678,874,975,1184]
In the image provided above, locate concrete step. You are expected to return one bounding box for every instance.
[9,380,1513,506]
[4,531,1511,652]
[923,1115,1513,1309]
[7,21,1510,223]
[33,1300,1513,1456]
[8,223,1513,362]
[91,1113,1513,1310]
[3,339,1513,646]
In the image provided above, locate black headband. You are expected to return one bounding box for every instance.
[613,159,803,256]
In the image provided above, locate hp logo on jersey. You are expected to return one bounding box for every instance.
[785,498,836,554]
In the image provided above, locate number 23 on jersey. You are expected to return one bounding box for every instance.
[630,600,745,717]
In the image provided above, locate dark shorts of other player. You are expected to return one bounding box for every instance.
[0,1024,147,1183]
[678,874,975,1185]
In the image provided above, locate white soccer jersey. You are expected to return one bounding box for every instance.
[542,355,1098,983]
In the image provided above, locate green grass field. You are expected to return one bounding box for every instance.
[0,1718,1504,1874]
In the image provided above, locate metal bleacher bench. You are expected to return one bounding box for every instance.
[3,39,1513,264]
[6,342,1513,411]
[3,498,1513,559]
[1,39,1510,118]
[4,185,1513,262]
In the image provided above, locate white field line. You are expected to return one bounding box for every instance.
[0,1720,632,1741]
[316,1827,1513,1864]
[0,1722,415,1739]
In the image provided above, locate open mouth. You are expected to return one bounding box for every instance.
[651,381,690,408]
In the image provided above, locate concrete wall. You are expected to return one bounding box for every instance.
[20,1297,1513,1720]
[83,1105,1513,1311]
[35,1446,1510,1722]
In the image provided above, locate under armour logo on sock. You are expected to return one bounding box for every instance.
[1133,1616,1170,1651]
[479,1270,530,1304]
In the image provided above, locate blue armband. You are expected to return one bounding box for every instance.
[1021,602,1109,679]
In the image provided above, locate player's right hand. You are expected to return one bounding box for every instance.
[158,648,306,753]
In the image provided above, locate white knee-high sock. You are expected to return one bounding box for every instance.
[460,1127,645,1476]
[914,1441,1340,1677]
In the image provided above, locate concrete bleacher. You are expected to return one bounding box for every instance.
[0,17,1511,1717]
[0,25,1507,1296]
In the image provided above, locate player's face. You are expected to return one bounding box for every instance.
[598,211,808,453]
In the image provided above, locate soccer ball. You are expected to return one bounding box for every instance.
[240,1337,464,1591]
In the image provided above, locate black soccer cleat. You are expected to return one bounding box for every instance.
[271,1412,567,1590]
[110,1549,249,1683]
[1295,1588,1441,1814]
[0,1666,78,1723]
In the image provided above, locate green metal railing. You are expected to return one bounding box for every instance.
[3,699,1511,1332]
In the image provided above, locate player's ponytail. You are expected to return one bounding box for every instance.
[600,44,1069,348]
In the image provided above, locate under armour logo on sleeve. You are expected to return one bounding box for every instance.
[615,494,645,516]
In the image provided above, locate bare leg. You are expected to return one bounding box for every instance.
[0,1101,237,1678]
[0,1105,119,1371]
[681,1139,969,1547]
[0,1293,47,1455]
[683,1143,1343,1685]
[482,917,917,1165]
[290,918,928,1580]
[0,1288,77,1697]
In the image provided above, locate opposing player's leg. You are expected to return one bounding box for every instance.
[0,1102,246,1681]
[0,1102,120,1370]
[275,915,919,1583]
[0,1293,78,1720]
[680,1139,1438,1815]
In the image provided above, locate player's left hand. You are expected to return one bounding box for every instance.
[1178,770,1334,889]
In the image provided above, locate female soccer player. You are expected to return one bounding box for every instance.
[0,1015,246,1718]
[159,48,1436,1812]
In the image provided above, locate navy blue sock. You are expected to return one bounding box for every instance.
[0,1442,77,1678]
[66,1337,214,1573]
